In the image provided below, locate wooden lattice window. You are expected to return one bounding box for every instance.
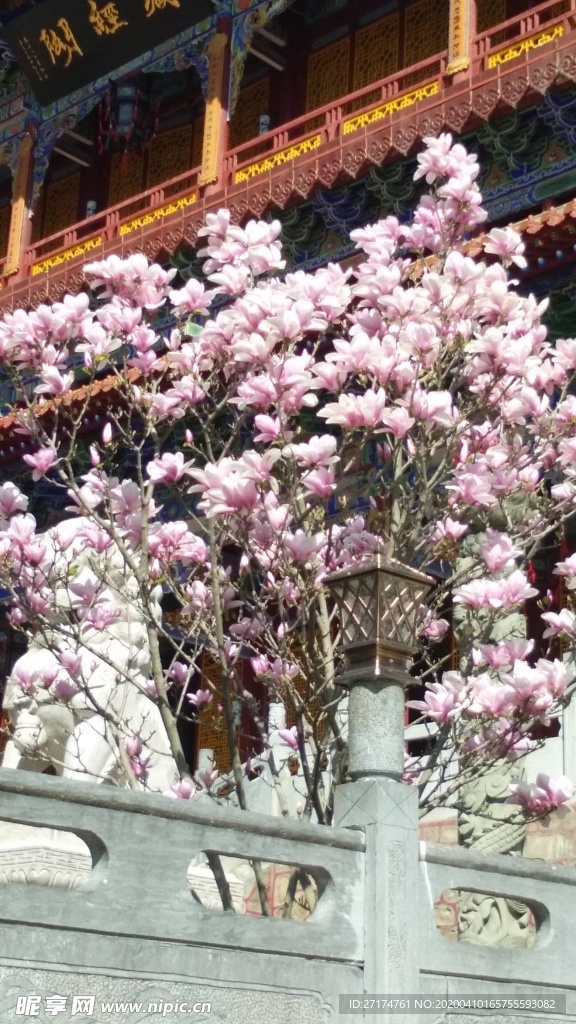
[108,152,145,208]
[476,0,507,32]
[353,13,400,91]
[191,114,205,168]
[0,206,10,259]
[196,652,231,773]
[229,78,270,149]
[403,0,449,67]
[306,36,350,113]
[147,125,192,189]
[43,173,80,238]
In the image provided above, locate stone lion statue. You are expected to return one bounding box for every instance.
[1,518,178,792]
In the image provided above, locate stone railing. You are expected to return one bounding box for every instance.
[2,764,576,1022]
[0,769,365,1023]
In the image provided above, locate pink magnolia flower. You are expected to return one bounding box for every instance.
[379,407,415,437]
[504,570,539,605]
[169,662,192,687]
[250,654,270,676]
[302,466,336,498]
[50,675,81,701]
[454,572,537,609]
[283,530,324,563]
[406,681,463,723]
[35,366,74,396]
[428,517,468,546]
[409,390,457,428]
[473,639,534,668]
[124,736,143,759]
[0,483,28,517]
[169,278,214,314]
[446,472,497,508]
[12,663,38,694]
[484,226,527,269]
[553,553,576,585]
[283,435,338,467]
[23,447,58,481]
[318,389,387,428]
[166,779,196,800]
[254,415,283,443]
[536,657,574,697]
[56,649,85,677]
[187,688,213,710]
[479,529,521,572]
[277,726,299,750]
[196,766,219,790]
[419,615,450,640]
[82,603,123,631]
[147,452,191,484]
[541,609,576,639]
[510,774,575,815]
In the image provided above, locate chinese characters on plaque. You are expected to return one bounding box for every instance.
[3,0,212,106]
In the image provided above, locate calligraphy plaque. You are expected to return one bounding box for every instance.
[2,0,213,107]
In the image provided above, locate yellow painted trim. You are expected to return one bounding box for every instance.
[118,191,197,236]
[32,235,103,276]
[487,22,563,68]
[199,32,227,187]
[235,135,322,184]
[343,81,439,135]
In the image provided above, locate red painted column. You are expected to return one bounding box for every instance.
[5,131,35,282]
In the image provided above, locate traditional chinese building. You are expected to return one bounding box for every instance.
[0,0,574,314]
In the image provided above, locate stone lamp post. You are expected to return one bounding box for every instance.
[326,555,434,1005]
[326,554,434,781]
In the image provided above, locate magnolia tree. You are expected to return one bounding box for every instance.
[0,133,575,845]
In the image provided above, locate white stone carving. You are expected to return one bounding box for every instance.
[0,821,91,889]
[1,519,178,792]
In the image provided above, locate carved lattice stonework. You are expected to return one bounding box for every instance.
[43,174,80,239]
[476,0,506,33]
[147,126,192,189]
[108,153,145,209]
[0,206,10,259]
[306,37,350,113]
[229,78,270,149]
[404,0,449,67]
[353,13,399,92]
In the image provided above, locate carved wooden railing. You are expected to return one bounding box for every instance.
[0,0,574,299]
[472,0,576,70]
[226,50,447,186]
[23,164,200,278]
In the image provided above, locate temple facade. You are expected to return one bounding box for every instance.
[0,0,573,314]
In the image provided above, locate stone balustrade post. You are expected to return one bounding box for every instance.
[327,557,433,1023]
